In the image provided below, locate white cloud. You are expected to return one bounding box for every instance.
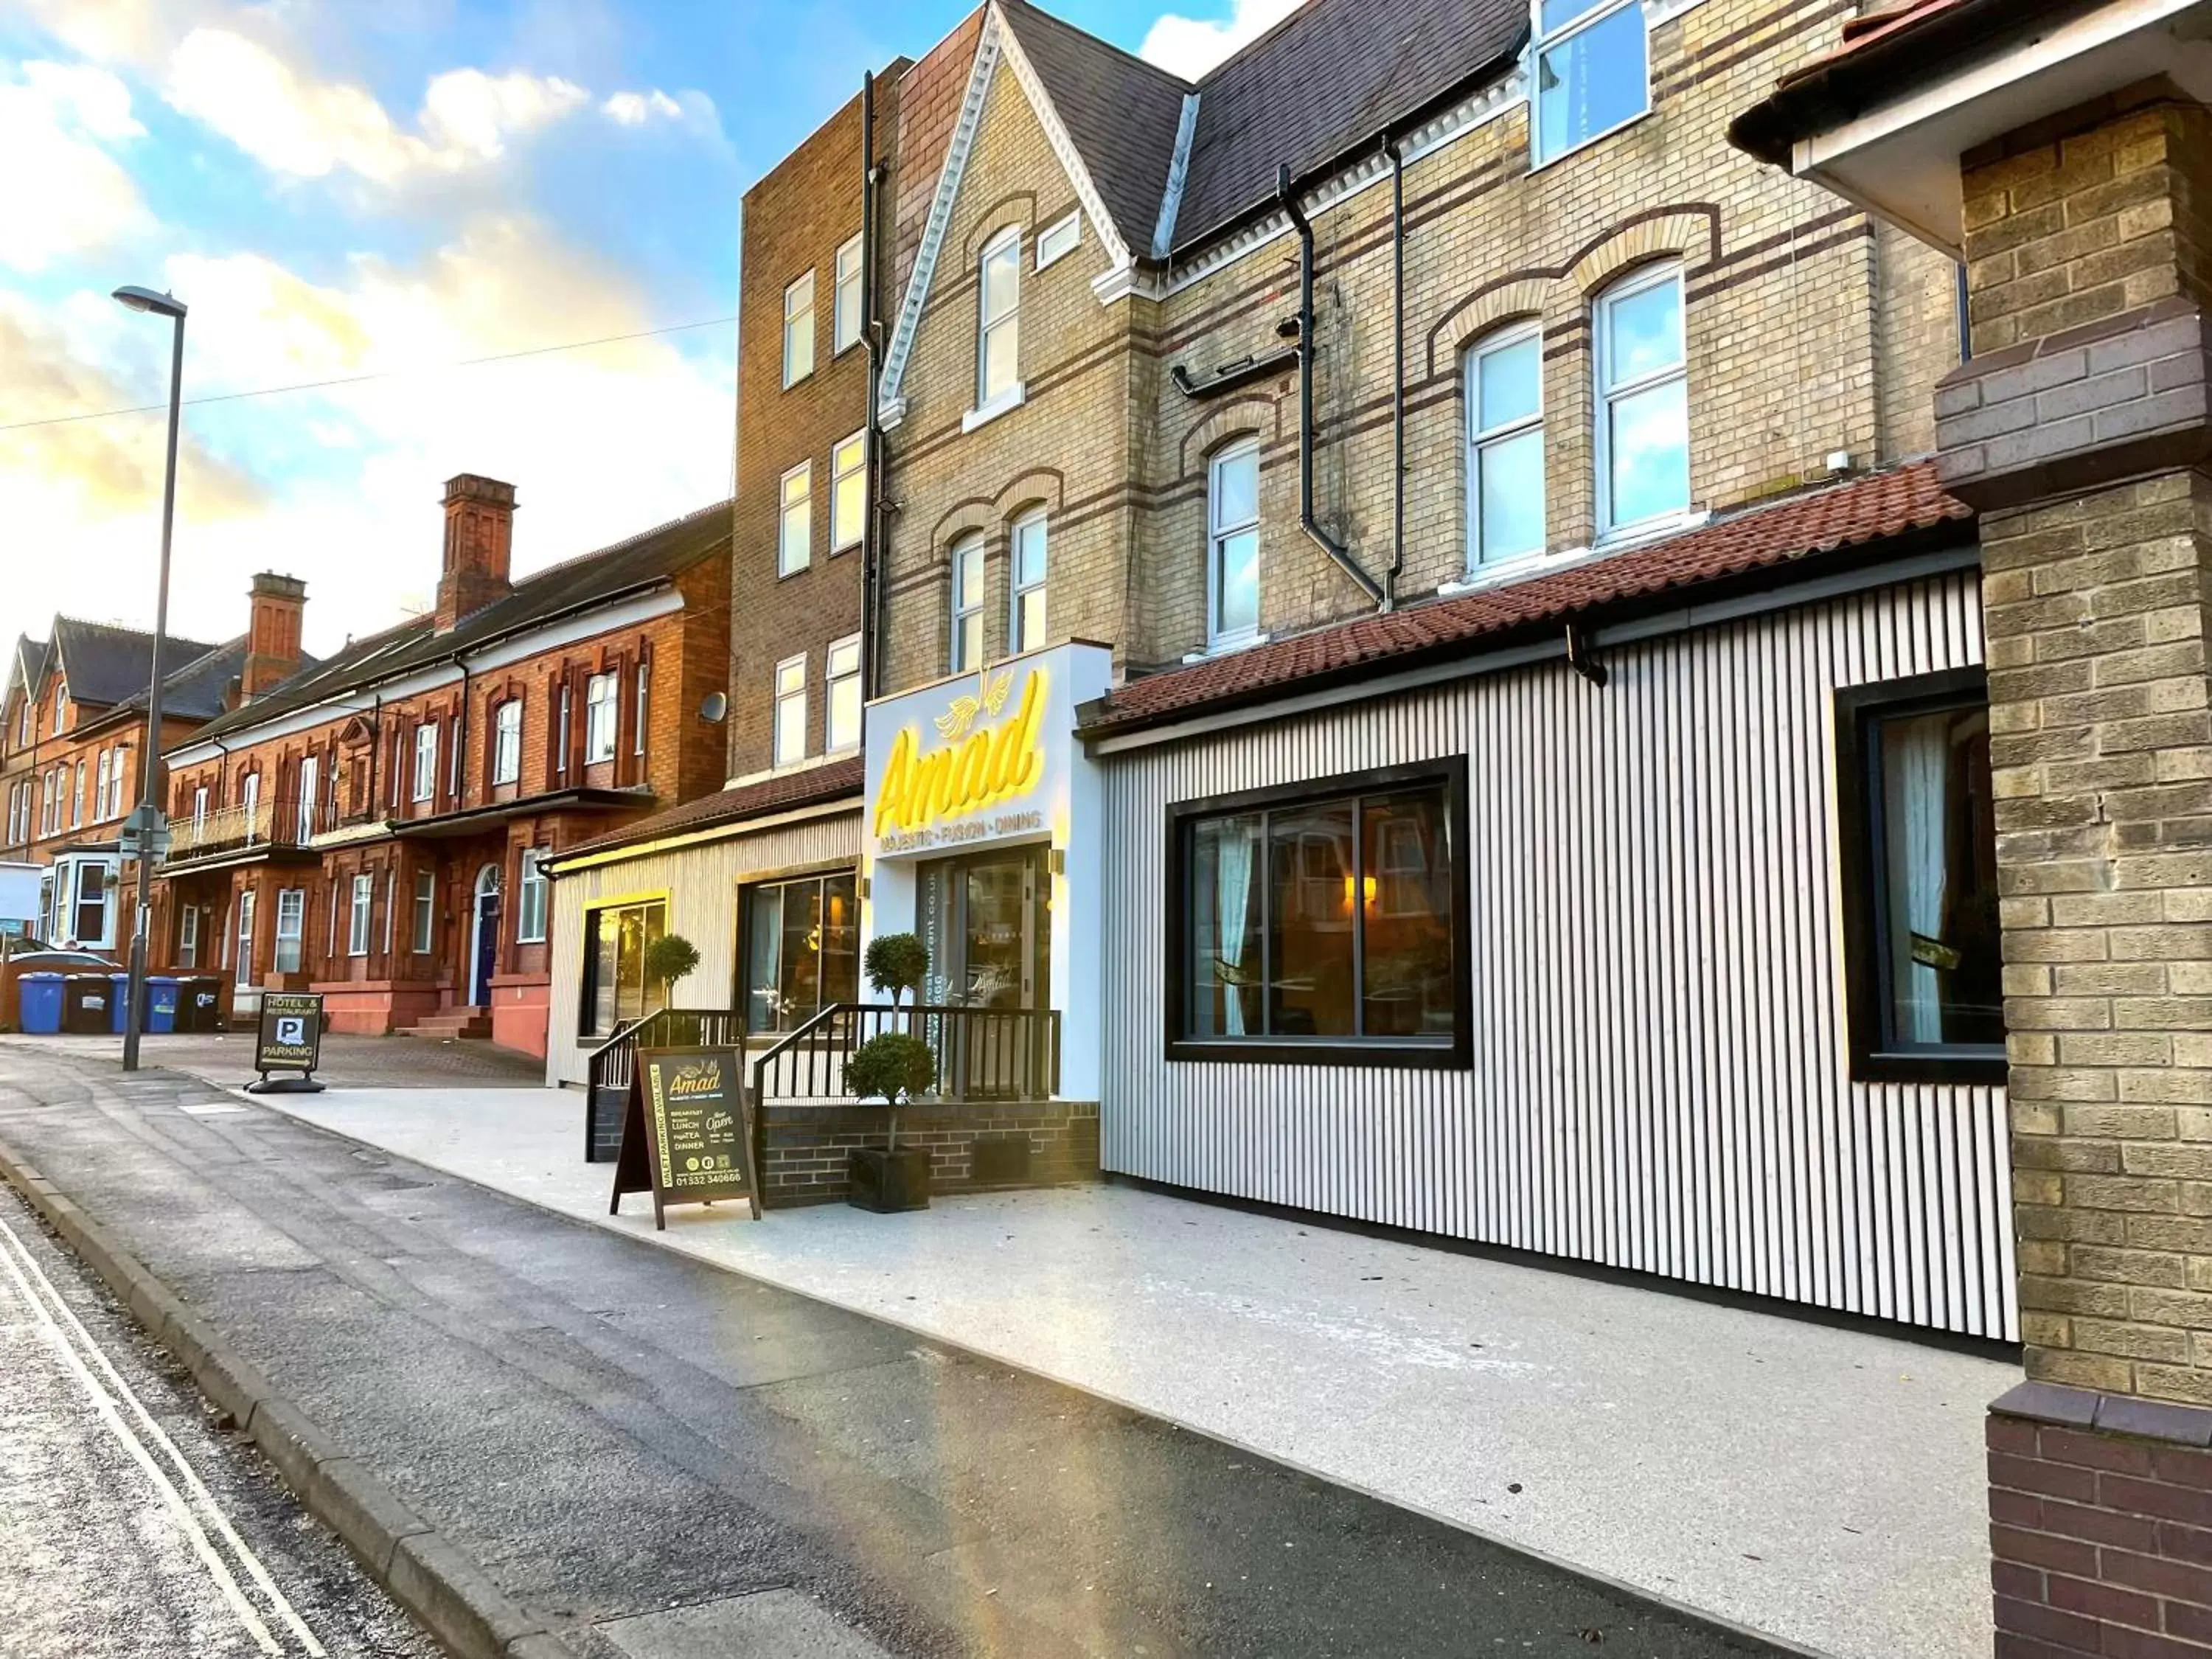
[1140,0,1304,78]
[164,28,587,184]
[0,61,151,272]
[602,88,681,127]
[0,216,731,657]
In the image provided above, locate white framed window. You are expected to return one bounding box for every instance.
[411,869,435,954]
[585,671,619,763]
[383,869,394,954]
[83,755,99,827]
[833,234,863,355]
[72,861,114,947]
[348,874,373,956]
[411,722,438,801]
[448,715,462,796]
[779,462,812,577]
[556,683,571,776]
[518,849,549,945]
[241,772,261,842]
[782,270,815,387]
[1466,322,1546,568]
[192,786,208,833]
[1534,0,1650,166]
[949,536,985,673]
[1010,511,1047,654]
[635,662,650,756]
[274,888,305,973]
[976,227,1021,411]
[297,753,319,840]
[493,699,522,785]
[233,888,254,984]
[831,433,866,552]
[773,654,807,767]
[178,905,199,968]
[1208,441,1262,649]
[827,634,863,754]
[1596,263,1690,536]
[1035,212,1080,271]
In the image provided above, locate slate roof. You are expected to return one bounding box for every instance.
[49,619,220,709]
[8,637,46,706]
[998,0,1191,251]
[188,498,732,746]
[1168,0,1528,254]
[1080,462,1974,738]
[549,754,866,864]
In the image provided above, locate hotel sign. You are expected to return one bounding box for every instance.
[863,644,1105,860]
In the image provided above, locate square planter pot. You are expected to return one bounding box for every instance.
[849,1146,931,1212]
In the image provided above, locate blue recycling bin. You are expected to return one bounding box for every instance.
[143,976,181,1035]
[109,972,131,1034]
[18,973,63,1034]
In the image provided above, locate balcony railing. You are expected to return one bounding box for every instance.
[161,799,316,866]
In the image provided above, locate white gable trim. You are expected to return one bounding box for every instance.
[878,0,1147,425]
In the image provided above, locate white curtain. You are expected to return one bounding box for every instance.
[1216,825,1255,1037]
[1885,717,1950,1044]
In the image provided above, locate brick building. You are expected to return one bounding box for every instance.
[1736,1,2212,1653]
[819,0,2027,1337]
[1,614,261,957]
[155,474,732,1054]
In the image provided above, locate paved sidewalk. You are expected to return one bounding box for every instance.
[0,1032,546,1090]
[0,1048,1792,1659]
[246,1081,2011,1659]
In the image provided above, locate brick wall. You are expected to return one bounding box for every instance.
[759,1096,1101,1206]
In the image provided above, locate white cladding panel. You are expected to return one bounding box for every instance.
[1099,571,2017,1340]
[545,807,860,1087]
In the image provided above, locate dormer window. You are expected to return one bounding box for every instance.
[1534,0,1649,166]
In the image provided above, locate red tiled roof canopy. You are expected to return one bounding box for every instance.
[548,754,863,863]
[1081,462,1972,738]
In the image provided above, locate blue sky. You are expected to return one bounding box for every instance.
[0,0,1292,662]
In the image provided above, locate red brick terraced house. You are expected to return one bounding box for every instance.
[155,475,732,1055]
[1,614,265,963]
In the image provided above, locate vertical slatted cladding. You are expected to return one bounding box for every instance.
[1099,572,2017,1340]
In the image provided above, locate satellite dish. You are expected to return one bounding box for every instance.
[700,691,728,723]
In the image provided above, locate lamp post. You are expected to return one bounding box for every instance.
[113,284,187,1074]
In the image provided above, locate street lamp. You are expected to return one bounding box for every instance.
[113,285,187,1073]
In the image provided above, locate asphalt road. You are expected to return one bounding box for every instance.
[0,1047,1794,1659]
[0,1030,546,1090]
[0,1180,439,1659]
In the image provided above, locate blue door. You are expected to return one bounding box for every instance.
[472,888,500,1007]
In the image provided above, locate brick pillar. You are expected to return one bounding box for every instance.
[435,475,516,633]
[240,572,306,700]
[1940,86,2212,1658]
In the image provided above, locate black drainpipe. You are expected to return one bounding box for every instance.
[1276,164,1388,612]
[860,70,888,698]
[1385,137,1406,608]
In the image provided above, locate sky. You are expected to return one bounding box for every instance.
[0,0,1301,669]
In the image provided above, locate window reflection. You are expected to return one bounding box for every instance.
[743,873,858,1034]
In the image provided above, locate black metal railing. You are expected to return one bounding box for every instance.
[581,1006,748,1163]
[750,1003,1060,1109]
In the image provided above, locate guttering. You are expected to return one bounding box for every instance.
[861,69,888,700]
[1385,136,1407,608]
[1276,162,1388,613]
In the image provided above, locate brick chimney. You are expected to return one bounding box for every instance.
[436,474,517,632]
[240,572,307,700]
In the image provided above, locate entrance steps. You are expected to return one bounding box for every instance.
[399,1007,493,1041]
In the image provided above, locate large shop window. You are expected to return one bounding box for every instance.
[742,872,858,1034]
[1837,669,2006,1082]
[1169,762,1469,1066]
[1467,321,1545,568]
[582,897,667,1037]
[1534,0,1650,165]
[1596,264,1690,536]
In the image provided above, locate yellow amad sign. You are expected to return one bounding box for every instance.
[873,668,1047,837]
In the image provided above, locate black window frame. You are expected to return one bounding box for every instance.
[736,861,860,1037]
[576,895,669,1040]
[1834,665,2008,1086]
[1165,758,1472,1069]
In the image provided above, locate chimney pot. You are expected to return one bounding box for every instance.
[437,474,518,632]
[241,571,307,701]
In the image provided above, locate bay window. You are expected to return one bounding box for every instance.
[1596,264,1690,535]
[1534,0,1650,165]
[72,862,112,946]
[1836,669,2006,1082]
[742,871,858,1034]
[1171,762,1467,1065]
[1467,322,1545,568]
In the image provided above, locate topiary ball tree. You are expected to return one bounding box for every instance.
[864,932,930,1012]
[846,1030,936,1151]
[644,932,701,1000]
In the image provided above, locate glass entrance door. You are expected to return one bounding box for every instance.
[917,846,1053,1099]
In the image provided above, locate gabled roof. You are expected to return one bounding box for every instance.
[49,619,220,709]
[548,754,865,865]
[1169,0,1527,255]
[997,0,1190,251]
[185,498,733,747]
[1080,463,1975,740]
[7,637,46,709]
